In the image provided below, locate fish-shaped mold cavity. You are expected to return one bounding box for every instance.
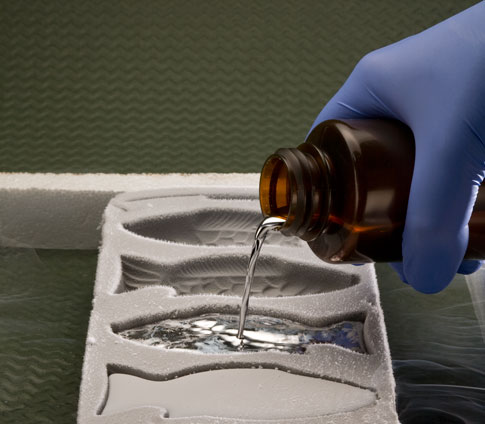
[102,369,376,419]
[123,208,302,247]
[115,313,367,354]
[120,254,359,296]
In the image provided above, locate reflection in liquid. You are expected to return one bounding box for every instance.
[118,314,366,354]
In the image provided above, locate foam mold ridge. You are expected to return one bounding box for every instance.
[78,187,399,423]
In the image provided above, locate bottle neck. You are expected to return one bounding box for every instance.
[259,144,331,241]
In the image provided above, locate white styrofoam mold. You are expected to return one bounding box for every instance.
[78,186,399,423]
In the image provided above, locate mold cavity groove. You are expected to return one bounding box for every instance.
[123,209,302,247]
[120,255,358,296]
[115,313,367,354]
[101,368,377,419]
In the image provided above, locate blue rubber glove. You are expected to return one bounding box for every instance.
[311,3,485,293]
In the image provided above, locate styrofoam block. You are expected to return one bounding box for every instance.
[78,186,398,423]
[0,172,259,249]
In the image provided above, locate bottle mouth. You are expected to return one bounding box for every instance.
[259,147,329,240]
[259,156,291,220]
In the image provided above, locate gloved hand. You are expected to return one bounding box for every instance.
[311,3,485,293]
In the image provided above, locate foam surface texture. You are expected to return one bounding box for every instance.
[78,187,398,423]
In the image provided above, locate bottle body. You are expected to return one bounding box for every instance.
[259,119,485,263]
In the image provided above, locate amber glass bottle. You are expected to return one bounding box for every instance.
[259,119,485,263]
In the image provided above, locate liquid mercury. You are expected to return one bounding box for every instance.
[119,313,365,354]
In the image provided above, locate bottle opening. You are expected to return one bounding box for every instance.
[260,156,290,220]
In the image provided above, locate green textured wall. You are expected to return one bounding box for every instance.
[0,1,478,173]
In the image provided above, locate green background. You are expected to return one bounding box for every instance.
[0,1,478,173]
[0,2,483,423]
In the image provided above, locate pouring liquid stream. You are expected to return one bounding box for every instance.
[237,217,286,340]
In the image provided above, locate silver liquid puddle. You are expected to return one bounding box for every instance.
[119,314,366,354]
[237,216,285,339]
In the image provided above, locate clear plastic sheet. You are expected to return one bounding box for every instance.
[0,248,97,423]
[377,264,485,423]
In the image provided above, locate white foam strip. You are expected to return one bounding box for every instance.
[0,172,260,192]
[0,173,260,249]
